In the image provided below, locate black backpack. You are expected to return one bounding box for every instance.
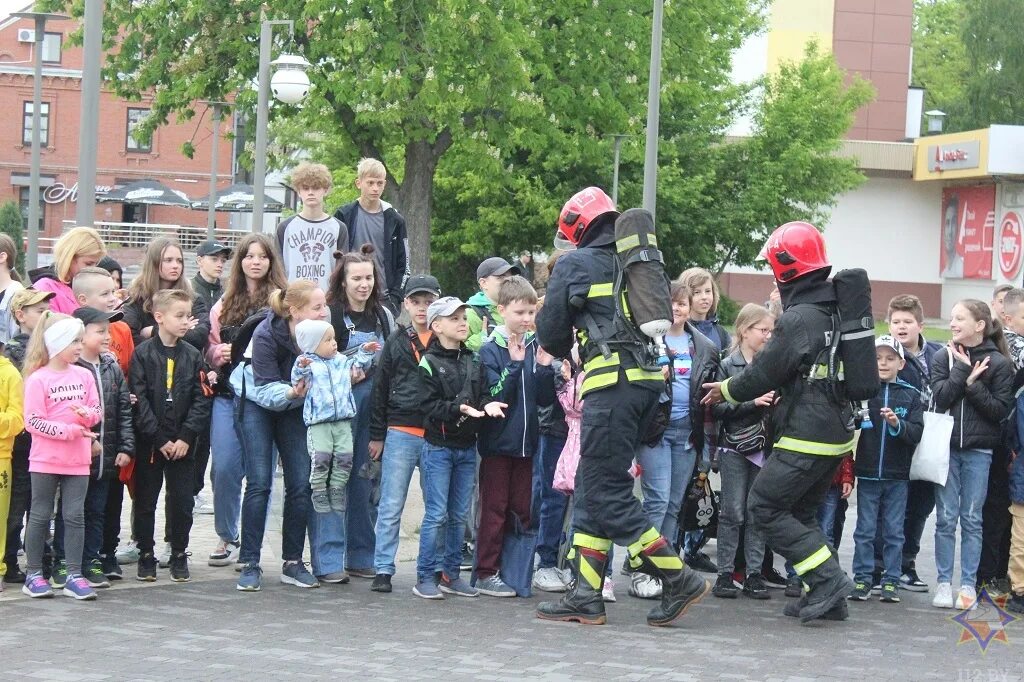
[226,309,271,405]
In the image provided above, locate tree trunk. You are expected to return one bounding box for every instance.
[394,140,441,275]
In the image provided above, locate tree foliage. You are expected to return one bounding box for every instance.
[46,0,870,295]
[0,201,25,276]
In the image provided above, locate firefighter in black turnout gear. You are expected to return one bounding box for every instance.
[703,221,856,623]
[535,187,709,627]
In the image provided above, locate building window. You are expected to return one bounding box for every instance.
[19,187,46,234]
[126,108,152,153]
[41,32,62,64]
[22,101,50,147]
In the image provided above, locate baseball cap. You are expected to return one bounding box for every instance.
[197,240,232,258]
[404,274,441,298]
[476,257,520,280]
[73,306,124,326]
[10,288,55,312]
[875,334,904,359]
[427,296,469,328]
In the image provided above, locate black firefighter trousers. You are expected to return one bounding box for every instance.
[747,448,845,585]
[573,374,660,546]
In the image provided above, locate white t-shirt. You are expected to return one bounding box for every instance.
[276,214,346,291]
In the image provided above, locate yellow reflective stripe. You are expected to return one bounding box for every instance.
[584,353,620,372]
[721,377,738,405]
[626,368,663,383]
[588,283,613,298]
[627,527,662,556]
[616,234,658,251]
[648,554,684,570]
[581,371,618,394]
[572,533,612,552]
[775,436,856,457]
[579,557,603,589]
[793,545,832,576]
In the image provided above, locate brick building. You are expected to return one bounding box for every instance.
[0,8,235,242]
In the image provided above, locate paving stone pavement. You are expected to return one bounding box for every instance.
[2,473,1022,681]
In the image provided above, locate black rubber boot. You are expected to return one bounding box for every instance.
[799,558,855,624]
[638,535,710,627]
[536,546,609,625]
[784,593,849,620]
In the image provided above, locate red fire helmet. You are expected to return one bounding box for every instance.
[759,221,830,282]
[554,187,618,249]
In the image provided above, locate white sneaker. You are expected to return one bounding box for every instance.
[115,541,140,565]
[602,577,617,602]
[932,582,954,609]
[194,494,214,515]
[556,567,571,587]
[533,567,568,593]
[208,540,241,567]
[158,543,172,569]
[956,585,978,610]
[628,572,662,599]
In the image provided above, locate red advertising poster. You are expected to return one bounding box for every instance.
[999,210,1024,280]
[940,186,996,280]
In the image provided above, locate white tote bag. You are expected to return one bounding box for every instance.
[909,410,953,486]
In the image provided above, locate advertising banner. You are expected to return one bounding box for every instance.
[939,185,996,280]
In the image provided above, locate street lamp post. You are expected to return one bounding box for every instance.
[205,102,227,239]
[76,0,102,228]
[251,19,310,234]
[641,0,664,216]
[13,12,69,271]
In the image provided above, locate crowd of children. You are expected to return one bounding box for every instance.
[1,162,1023,622]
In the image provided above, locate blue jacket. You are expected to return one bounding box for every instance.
[477,328,556,457]
[854,379,924,480]
[247,311,305,412]
[291,348,374,426]
[1012,388,1024,504]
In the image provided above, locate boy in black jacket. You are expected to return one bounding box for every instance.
[413,297,506,601]
[368,275,440,593]
[129,290,211,583]
[848,336,923,603]
[57,307,134,588]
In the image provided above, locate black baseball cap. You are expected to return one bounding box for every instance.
[73,306,124,325]
[404,275,441,298]
[476,257,521,280]
[197,240,232,258]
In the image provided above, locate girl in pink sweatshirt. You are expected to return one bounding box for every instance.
[20,312,101,600]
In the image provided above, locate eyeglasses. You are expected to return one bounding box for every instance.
[750,327,772,335]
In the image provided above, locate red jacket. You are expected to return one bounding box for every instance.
[832,454,854,488]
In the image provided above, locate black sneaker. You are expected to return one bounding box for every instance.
[743,573,771,600]
[100,554,123,580]
[684,552,718,574]
[459,543,474,572]
[899,566,928,592]
[137,552,157,582]
[1008,593,1024,614]
[170,552,191,583]
[712,572,739,599]
[761,566,788,589]
[84,560,111,588]
[870,571,882,595]
[371,574,393,593]
[785,574,803,598]
[4,564,26,585]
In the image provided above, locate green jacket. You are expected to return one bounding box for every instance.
[465,291,504,352]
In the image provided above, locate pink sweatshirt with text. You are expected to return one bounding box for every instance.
[24,364,101,475]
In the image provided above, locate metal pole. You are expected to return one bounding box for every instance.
[642,0,664,216]
[27,17,45,271]
[251,19,293,234]
[206,103,222,238]
[76,0,103,227]
[611,134,627,206]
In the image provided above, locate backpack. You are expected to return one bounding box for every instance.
[829,268,880,402]
[470,304,497,339]
[226,309,271,411]
[1001,367,1024,456]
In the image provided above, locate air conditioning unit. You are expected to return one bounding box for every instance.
[18,28,35,43]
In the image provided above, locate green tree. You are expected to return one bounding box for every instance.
[0,201,25,276]
[912,0,970,129]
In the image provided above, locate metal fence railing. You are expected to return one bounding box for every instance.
[56,221,253,253]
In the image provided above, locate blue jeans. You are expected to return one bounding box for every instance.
[816,485,842,548]
[238,404,311,565]
[372,429,424,576]
[334,378,376,571]
[935,447,991,585]
[417,444,476,581]
[532,433,569,569]
[638,418,695,545]
[852,478,908,584]
[54,477,108,565]
[211,397,244,544]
